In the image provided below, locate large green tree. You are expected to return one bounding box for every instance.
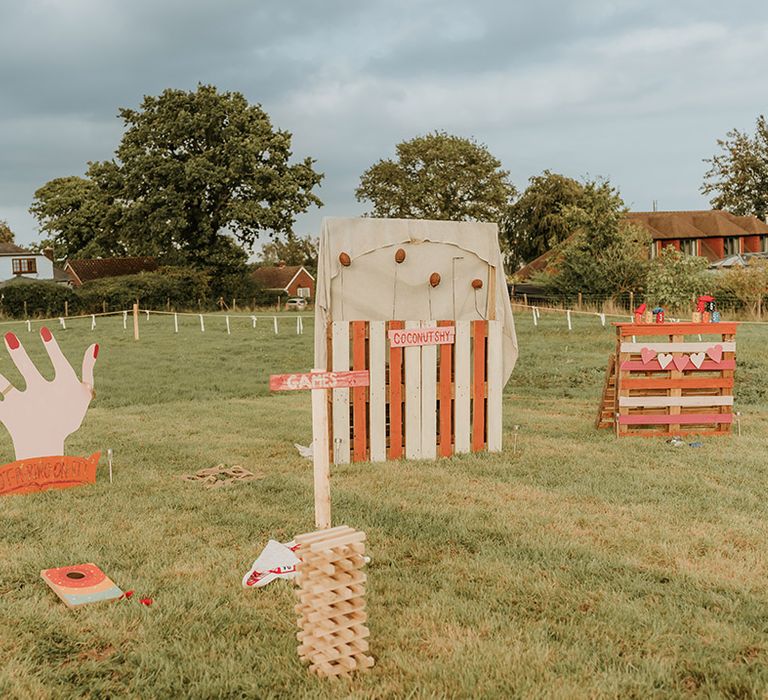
[0,219,15,244]
[501,170,585,269]
[355,132,516,223]
[258,232,318,273]
[29,176,124,259]
[701,115,768,220]
[30,85,323,266]
[535,179,650,299]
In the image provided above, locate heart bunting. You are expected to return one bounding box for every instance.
[706,344,723,363]
[690,352,706,369]
[657,353,673,369]
[640,347,656,364]
[672,355,689,371]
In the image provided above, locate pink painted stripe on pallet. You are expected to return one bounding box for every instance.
[620,359,735,371]
[618,413,733,426]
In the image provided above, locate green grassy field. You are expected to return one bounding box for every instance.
[2,309,768,698]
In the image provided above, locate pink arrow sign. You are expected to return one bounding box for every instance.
[269,370,370,392]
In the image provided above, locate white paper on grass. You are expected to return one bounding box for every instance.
[242,540,300,589]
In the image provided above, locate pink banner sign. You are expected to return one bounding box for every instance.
[270,370,370,392]
[388,326,455,348]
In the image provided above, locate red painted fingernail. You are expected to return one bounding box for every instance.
[93,344,99,359]
[41,327,52,342]
[5,333,19,350]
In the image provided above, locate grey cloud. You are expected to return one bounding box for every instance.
[1,0,767,245]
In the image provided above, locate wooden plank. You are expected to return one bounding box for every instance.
[404,321,422,459]
[618,413,733,426]
[388,321,404,460]
[471,320,487,452]
[620,359,735,371]
[618,395,734,408]
[486,320,503,452]
[331,321,350,465]
[438,320,453,458]
[270,371,369,391]
[619,428,731,438]
[620,341,736,353]
[454,321,471,454]
[310,369,332,529]
[420,321,437,460]
[613,322,738,336]
[669,332,683,435]
[622,377,734,390]
[368,321,386,462]
[351,321,368,463]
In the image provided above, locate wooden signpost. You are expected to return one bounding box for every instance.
[270,369,370,528]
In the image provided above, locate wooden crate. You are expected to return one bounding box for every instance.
[611,322,737,437]
[326,320,503,463]
[294,526,373,678]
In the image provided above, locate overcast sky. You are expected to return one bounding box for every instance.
[1,0,767,250]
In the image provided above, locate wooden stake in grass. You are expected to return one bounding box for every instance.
[133,303,139,341]
[270,369,370,529]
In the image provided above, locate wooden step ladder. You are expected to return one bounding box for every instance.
[595,354,616,429]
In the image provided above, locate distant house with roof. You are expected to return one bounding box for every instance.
[515,210,768,280]
[627,210,768,260]
[65,257,159,287]
[0,243,68,283]
[251,262,314,300]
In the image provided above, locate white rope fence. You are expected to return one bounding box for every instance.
[0,308,314,336]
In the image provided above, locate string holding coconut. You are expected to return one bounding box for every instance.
[471,278,483,289]
[339,252,351,267]
[395,248,406,263]
[429,272,441,287]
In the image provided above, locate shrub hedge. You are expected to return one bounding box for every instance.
[0,267,273,318]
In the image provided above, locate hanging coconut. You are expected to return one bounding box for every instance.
[429,272,441,287]
[395,248,406,263]
[471,278,483,289]
[339,252,351,267]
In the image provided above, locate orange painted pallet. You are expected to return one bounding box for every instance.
[604,322,737,437]
[327,320,500,462]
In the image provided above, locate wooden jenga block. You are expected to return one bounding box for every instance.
[294,526,374,678]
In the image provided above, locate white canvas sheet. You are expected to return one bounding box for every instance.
[314,217,518,384]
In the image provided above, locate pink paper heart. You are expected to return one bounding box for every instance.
[706,344,723,363]
[673,355,689,371]
[640,347,656,364]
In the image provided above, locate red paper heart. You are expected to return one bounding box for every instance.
[640,347,656,364]
[706,344,723,363]
[673,355,689,371]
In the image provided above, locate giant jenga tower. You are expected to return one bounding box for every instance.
[294,525,374,678]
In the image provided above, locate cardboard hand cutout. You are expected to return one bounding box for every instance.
[0,328,98,460]
[0,327,100,497]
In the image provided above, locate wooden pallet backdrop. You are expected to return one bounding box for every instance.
[601,322,737,437]
[326,320,503,463]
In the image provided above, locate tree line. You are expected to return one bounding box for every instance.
[20,84,768,308]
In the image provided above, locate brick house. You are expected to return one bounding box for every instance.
[65,257,159,286]
[627,210,768,261]
[515,210,768,280]
[252,263,315,300]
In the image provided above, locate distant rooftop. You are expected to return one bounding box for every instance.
[626,210,768,240]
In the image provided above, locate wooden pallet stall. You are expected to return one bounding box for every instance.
[611,322,737,437]
[326,319,503,463]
